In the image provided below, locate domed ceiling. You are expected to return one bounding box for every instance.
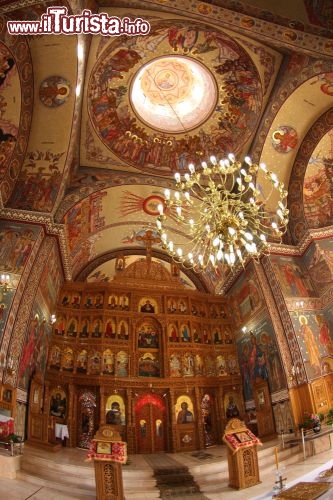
[129,55,218,134]
[85,18,264,176]
[1,0,332,293]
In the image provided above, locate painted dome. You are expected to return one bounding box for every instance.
[130,55,217,133]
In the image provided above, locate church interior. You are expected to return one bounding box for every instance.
[0,0,333,496]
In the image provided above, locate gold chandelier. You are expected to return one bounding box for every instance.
[156,154,289,271]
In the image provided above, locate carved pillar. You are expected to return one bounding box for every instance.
[194,386,205,449]
[169,388,177,451]
[67,382,75,447]
[216,383,225,439]
[125,388,135,453]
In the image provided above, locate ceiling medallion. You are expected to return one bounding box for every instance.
[130,55,217,133]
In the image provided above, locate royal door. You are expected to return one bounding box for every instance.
[135,393,167,453]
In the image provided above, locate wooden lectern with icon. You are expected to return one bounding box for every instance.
[87,425,127,500]
[223,418,262,490]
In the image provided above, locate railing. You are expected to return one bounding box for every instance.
[281,424,333,460]
[0,436,24,456]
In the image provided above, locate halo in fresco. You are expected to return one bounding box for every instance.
[88,20,263,176]
[271,125,298,153]
[39,76,71,107]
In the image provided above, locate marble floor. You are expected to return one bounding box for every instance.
[0,438,332,499]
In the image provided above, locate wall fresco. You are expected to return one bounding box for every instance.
[0,27,33,204]
[65,192,106,250]
[290,308,333,380]
[17,238,63,391]
[0,41,19,178]
[270,255,316,298]
[0,288,14,343]
[237,317,286,402]
[288,112,333,245]
[228,263,263,327]
[303,130,333,229]
[303,239,333,296]
[304,0,333,30]
[38,242,64,311]
[17,304,51,390]
[8,149,65,211]
[0,221,40,274]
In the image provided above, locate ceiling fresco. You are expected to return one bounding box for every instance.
[0,24,32,204]
[0,40,20,174]
[303,130,333,229]
[0,0,332,292]
[85,15,270,176]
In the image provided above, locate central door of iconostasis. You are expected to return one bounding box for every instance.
[135,394,167,453]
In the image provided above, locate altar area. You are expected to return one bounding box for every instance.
[0,436,331,499]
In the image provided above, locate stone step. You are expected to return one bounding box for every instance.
[194,444,304,496]
[157,477,200,485]
[154,466,189,473]
[16,470,96,498]
[21,453,96,489]
[16,440,307,500]
[159,484,200,493]
[153,462,205,498]
[19,465,159,499]
[20,445,159,499]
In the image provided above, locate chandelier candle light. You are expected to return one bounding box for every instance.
[156,154,289,271]
[0,274,11,293]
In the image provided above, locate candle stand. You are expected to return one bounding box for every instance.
[272,467,287,498]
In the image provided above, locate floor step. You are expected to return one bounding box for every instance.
[193,444,306,496]
[21,454,96,489]
[153,463,206,498]
[15,440,308,500]
[160,491,208,500]
[16,470,96,498]
[20,444,159,499]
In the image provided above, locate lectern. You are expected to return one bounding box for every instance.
[223,418,261,490]
[87,425,127,500]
